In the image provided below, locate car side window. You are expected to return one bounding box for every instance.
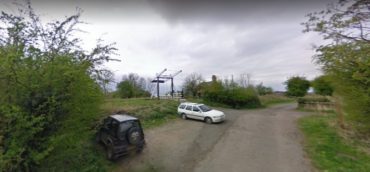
[179,105,186,109]
[193,106,200,112]
[185,105,192,111]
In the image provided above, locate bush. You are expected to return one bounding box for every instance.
[311,76,333,96]
[0,5,116,171]
[256,83,273,95]
[116,73,151,98]
[203,81,261,109]
[284,76,310,97]
[303,0,370,133]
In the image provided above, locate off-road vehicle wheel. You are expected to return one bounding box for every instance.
[181,113,187,120]
[205,117,213,124]
[128,127,142,145]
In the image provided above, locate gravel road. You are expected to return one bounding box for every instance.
[116,103,314,172]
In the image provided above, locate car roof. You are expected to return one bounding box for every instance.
[110,114,138,122]
[180,102,204,106]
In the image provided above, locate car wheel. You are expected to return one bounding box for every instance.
[181,113,187,120]
[205,117,213,124]
[106,144,115,160]
[127,127,142,145]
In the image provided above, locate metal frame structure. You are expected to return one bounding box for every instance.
[151,69,182,99]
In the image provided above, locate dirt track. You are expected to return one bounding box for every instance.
[116,103,314,172]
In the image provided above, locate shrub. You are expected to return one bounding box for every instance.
[0,5,116,171]
[203,81,261,109]
[256,83,273,95]
[284,76,310,97]
[311,76,333,96]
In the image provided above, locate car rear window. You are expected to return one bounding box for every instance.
[119,122,133,133]
[179,104,186,109]
[185,105,192,110]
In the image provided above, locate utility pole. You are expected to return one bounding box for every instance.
[171,78,174,98]
[157,76,160,100]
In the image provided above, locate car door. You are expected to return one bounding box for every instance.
[185,105,194,119]
[192,106,204,120]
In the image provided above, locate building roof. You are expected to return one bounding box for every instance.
[110,114,138,122]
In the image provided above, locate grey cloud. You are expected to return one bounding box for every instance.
[0,0,327,91]
[148,0,334,25]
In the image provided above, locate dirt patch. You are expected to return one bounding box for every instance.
[115,103,314,172]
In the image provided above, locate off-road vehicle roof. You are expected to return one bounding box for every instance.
[110,114,138,122]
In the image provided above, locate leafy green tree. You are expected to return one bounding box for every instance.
[256,82,273,95]
[0,2,116,171]
[311,76,333,96]
[117,80,135,98]
[304,0,370,131]
[116,73,150,98]
[284,76,310,97]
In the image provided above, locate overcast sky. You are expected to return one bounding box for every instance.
[1,0,335,92]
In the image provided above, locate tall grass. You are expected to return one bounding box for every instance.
[299,114,370,171]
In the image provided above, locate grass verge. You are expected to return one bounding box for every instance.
[299,114,370,171]
[102,98,179,129]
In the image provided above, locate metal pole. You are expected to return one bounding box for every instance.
[171,77,174,98]
[157,77,160,100]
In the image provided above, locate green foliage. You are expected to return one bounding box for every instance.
[0,3,116,171]
[299,114,370,171]
[304,0,370,133]
[202,80,261,109]
[316,43,370,131]
[311,76,334,96]
[284,76,310,97]
[256,82,273,95]
[116,73,150,98]
[117,80,135,98]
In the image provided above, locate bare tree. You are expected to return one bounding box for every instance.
[183,73,204,97]
[238,73,253,87]
[97,70,114,95]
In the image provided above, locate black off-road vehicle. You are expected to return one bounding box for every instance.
[96,114,145,160]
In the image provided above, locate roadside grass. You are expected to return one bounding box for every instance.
[39,98,179,171]
[299,114,370,171]
[259,94,294,107]
[102,98,179,129]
